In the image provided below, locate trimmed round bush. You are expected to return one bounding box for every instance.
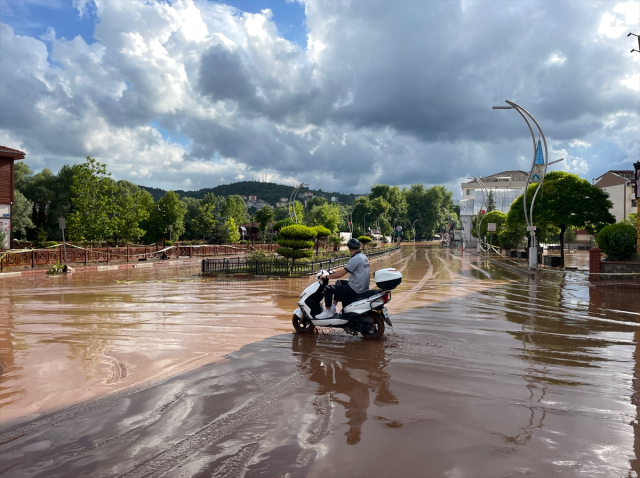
[596,223,637,261]
[273,218,294,232]
[313,225,331,237]
[357,235,372,244]
[279,225,317,240]
[275,239,315,249]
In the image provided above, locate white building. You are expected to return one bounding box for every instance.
[460,170,529,244]
[594,170,636,223]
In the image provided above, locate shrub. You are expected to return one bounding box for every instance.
[47,262,65,274]
[276,225,317,270]
[596,223,637,261]
[357,236,372,243]
[164,240,174,246]
[279,225,317,240]
[45,241,59,248]
[239,240,249,245]
[313,225,331,238]
[273,218,294,232]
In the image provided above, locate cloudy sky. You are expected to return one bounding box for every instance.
[0,0,638,195]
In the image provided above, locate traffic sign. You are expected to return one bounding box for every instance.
[526,226,537,231]
[396,226,402,232]
[58,217,66,230]
[487,223,496,232]
[480,210,485,215]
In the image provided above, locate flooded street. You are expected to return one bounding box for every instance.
[1,245,639,477]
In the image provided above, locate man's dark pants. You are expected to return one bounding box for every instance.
[324,280,359,308]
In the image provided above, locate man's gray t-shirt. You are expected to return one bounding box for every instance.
[345,252,370,294]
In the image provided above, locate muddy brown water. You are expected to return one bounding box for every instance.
[0,245,638,477]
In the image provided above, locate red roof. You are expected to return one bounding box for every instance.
[0,145,26,158]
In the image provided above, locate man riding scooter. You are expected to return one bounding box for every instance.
[315,238,370,319]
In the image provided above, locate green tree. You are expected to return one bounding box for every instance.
[274,206,289,221]
[223,195,249,226]
[255,205,275,242]
[405,184,451,239]
[289,200,304,223]
[497,223,527,250]
[308,203,342,232]
[225,217,240,243]
[181,197,202,240]
[486,191,496,212]
[115,189,153,244]
[11,190,35,239]
[144,191,188,243]
[507,171,615,267]
[13,161,33,193]
[192,203,217,240]
[67,157,120,243]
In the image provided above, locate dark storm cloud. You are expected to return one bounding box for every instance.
[0,0,637,193]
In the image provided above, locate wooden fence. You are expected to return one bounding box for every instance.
[0,243,278,270]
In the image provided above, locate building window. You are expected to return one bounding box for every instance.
[466,189,474,196]
[633,199,638,208]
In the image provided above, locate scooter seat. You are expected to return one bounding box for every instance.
[341,289,381,307]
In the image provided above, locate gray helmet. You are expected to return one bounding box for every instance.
[346,238,361,250]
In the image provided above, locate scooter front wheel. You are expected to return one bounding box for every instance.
[292,314,316,334]
[361,313,385,340]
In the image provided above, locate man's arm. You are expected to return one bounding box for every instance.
[326,268,348,280]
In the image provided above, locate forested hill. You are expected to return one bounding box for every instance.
[139,181,361,206]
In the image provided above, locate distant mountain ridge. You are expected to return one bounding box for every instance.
[138,181,361,206]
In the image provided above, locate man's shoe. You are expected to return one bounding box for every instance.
[315,308,334,319]
[330,304,337,315]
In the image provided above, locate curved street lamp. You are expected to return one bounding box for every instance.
[348,202,361,236]
[391,216,400,243]
[471,175,490,252]
[411,219,419,243]
[493,101,550,268]
[457,199,471,251]
[288,182,308,224]
[376,212,386,237]
[363,213,371,236]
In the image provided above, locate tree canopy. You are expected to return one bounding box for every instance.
[506,171,615,266]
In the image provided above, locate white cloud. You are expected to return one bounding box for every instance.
[569,140,590,148]
[598,1,639,38]
[621,73,639,91]
[546,53,566,66]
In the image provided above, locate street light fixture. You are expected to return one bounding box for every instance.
[493,100,551,269]
[628,32,640,53]
[411,219,419,243]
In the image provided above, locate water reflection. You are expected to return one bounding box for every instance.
[292,334,397,445]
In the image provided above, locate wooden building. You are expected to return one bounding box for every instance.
[0,146,26,249]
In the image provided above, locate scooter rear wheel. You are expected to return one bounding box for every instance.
[292,314,316,334]
[361,313,385,340]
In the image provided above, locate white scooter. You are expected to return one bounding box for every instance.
[292,268,403,339]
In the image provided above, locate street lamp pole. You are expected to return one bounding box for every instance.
[391,216,400,244]
[412,219,419,243]
[363,213,371,236]
[348,202,361,236]
[157,206,166,248]
[471,175,489,253]
[457,199,471,252]
[493,100,552,269]
[289,182,308,223]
